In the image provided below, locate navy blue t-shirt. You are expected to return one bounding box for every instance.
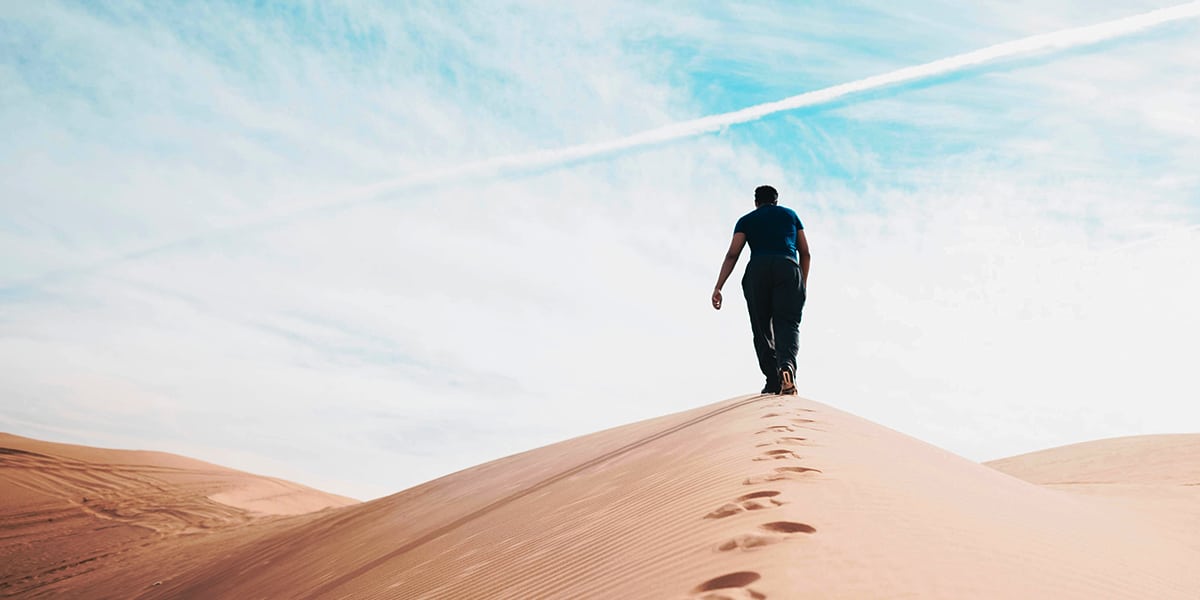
[734,204,804,261]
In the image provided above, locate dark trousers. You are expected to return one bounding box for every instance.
[741,256,806,384]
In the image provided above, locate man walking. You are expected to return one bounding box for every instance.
[712,185,810,395]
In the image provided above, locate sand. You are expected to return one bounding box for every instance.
[0,432,357,597]
[3,396,1197,599]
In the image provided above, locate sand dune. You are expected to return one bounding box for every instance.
[0,432,357,597]
[4,398,1198,599]
[986,433,1200,485]
[986,433,1200,556]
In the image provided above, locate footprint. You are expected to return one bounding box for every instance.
[691,572,766,600]
[764,436,806,446]
[705,503,745,519]
[704,491,783,518]
[737,490,780,501]
[755,425,795,434]
[752,449,801,461]
[760,521,816,534]
[775,466,820,475]
[743,466,821,485]
[761,412,785,418]
[716,532,781,552]
[716,522,817,552]
[741,472,787,485]
[736,491,783,511]
[787,418,825,432]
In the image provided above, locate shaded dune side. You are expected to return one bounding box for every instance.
[133,396,1199,600]
[0,433,358,516]
[0,433,356,597]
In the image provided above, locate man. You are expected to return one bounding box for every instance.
[712,185,810,395]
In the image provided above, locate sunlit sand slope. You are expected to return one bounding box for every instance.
[987,433,1200,554]
[121,396,1199,599]
[987,433,1200,485]
[0,432,356,597]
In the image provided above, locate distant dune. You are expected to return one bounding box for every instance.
[3,398,1198,599]
[0,432,357,597]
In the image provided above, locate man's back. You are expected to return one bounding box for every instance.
[734,204,804,261]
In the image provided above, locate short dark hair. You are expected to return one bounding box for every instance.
[754,185,778,205]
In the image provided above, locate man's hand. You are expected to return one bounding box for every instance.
[713,233,746,312]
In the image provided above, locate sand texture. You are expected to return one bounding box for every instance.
[0,432,357,597]
[4,396,1198,599]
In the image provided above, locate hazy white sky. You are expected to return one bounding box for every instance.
[2,1,1198,499]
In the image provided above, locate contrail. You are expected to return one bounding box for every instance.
[5,1,1200,292]
[350,1,1200,192]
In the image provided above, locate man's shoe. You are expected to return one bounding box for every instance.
[779,369,797,395]
[761,381,781,394]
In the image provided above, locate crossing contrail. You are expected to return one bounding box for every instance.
[5,1,1200,292]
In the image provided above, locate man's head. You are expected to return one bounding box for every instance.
[754,185,779,206]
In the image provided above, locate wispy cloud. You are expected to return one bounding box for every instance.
[2,1,1198,499]
[7,1,1199,293]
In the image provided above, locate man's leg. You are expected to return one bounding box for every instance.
[771,260,806,391]
[742,264,779,392]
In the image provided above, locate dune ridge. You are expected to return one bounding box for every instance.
[4,398,1199,599]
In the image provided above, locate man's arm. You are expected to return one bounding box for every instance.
[712,232,747,310]
[796,229,811,288]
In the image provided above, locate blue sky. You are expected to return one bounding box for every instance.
[2,1,1198,499]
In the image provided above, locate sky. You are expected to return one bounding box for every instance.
[2,1,1198,500]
